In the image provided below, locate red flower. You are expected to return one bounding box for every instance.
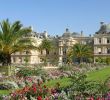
[37,96,42,100]
[33,87,37,93]
[96,97,101,100]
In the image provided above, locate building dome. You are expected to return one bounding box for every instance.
[62,32,71,37]
[62,28,71,37]
[106,24,110,33]
[71,32,81,37]
[96,22,110,34]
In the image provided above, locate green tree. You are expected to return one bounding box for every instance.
[106,57,110,65]
[66,48,73,64]
[72,43,93,64]
[49,38,59,65]
[70,73,99,99]
[0,19,34,65]
[38,38,53,65]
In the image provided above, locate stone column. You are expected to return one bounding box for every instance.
[96,38,98,44]
[94,47,98,54]
[94,38,96,44]
[94,47,96,53]
[103,38,106,44]
[105,47,107,54]
[11,57,13,64]
[102,38,104,44]
[102,47,105,54]
[94,57,96,63]
[58,46,63,66]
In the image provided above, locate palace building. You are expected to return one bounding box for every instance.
[58,28,93,65]
[11,28,49,65]
[11,22,110,65]
[94,22,110,62]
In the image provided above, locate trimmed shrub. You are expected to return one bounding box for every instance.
[0,66,15,76]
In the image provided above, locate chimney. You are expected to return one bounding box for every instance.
[44,31,48,38]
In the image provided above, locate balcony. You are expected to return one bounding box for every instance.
[94,53,110,56]
[59,42,63,46]
[94,43,110,46]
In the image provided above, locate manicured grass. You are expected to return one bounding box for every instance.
[0,90,10,95]
[45,67,110,88]
[87,67,110,82]
[44,77,71,88]
[1,66,110,95]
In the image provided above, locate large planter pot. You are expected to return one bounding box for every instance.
[0,66,15,76]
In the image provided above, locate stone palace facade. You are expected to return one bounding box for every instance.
[11,22,110,65]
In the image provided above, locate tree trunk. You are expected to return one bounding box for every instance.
[2,53,11,66]
[79,57,83,64]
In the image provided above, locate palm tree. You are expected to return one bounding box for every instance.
[71,43,93,64]
[66,48,73,65]
[0,19,34,65]
[38,38,53,65]
[39,39,52,54]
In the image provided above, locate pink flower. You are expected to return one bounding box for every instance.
[45,97,50,100]
[87,97,94,100]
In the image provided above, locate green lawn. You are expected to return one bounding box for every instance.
[1,66,110,95]
[44,77,71,88]
[87,67,110,82]
[45,66,110,88]
[0,90,10,95]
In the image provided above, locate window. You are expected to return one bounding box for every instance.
[63,58,66,63]
[41,51,42,54]
[99,52,101,54]
[63,48,66,55]
[54,52,56,55]
[107,48,110,54]
[98,48,101,54]
[46,50,49,55]
[19,57,22,62]
[26,51,29,54]
[107,38,110,43]
[99,38,101,43]
[40,58,43,62]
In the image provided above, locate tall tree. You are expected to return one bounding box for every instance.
[71,43,93,64]
[38,38,53,64]
[0,19,34,65]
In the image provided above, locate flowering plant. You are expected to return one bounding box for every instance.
[10,80,50,100]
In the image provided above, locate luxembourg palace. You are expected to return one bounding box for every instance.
[11,22,110,66]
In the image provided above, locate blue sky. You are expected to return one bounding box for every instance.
[0,0,110,36]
